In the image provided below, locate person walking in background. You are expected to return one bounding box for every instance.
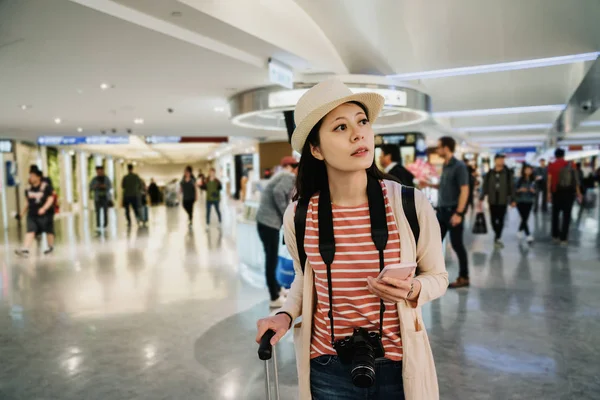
[547,148,582,245]
[378,143,415,186]
[15,169,55,257]
[148,178,160,205]
[180,166,197,227]
[515,164,537,243]
[204,168,222,227]
[255,156,299,308]
[27,165,56,252]
[480,154,516,248]
[534,159,548,213]
[425,136,470,289]
[121,164,143,227]
[197,169,206,199]
[90,165,112,231]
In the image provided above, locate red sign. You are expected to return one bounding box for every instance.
[180,137,228,144]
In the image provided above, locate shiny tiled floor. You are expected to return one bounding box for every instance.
[1,198,599,399]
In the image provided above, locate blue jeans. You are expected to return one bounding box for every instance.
[206,200,221,224]
[310,356,405,400]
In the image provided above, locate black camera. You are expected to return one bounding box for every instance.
[334,327,385,388]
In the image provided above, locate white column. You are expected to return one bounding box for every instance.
[78,151,88,210]
[63,150,73,205]
[94,154,104,167]
[37,146,48,172]
[0,153,8,230]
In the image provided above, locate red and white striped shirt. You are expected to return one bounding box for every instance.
[305,182,403,361]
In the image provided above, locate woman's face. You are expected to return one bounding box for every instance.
[524,166,533,177]
[311,103,374,173]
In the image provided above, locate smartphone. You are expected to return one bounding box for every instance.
[377,262,417,281]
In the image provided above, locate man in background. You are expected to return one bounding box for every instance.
[121,164,143,227]
[480,154,516,248]
[90,166,112,231]
[425,137,470,289]
[15,169,55,257]
[547,149,582,245]
[148,178,161,205]
[534,158,548,213]
[255,156,299,308]
[378,144,415,186]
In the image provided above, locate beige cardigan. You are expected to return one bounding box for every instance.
[278,180,448,400]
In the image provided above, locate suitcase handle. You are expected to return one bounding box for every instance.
[258,330,275,360]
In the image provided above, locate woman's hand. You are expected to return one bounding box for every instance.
[256,313,292,346]
[367,276,422,303]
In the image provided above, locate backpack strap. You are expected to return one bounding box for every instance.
[294,197,309,274]
[401,186,420,246]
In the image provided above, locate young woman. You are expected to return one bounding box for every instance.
[255,79,448,400]
[204,168,222,226]
[180,166,197,227]
[515,164,537,242]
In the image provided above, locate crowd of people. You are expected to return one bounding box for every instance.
[13,163,227,257]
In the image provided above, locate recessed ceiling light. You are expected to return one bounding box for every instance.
[20,105,30,110]
[134,118,144,125]
[54,118,62,124]
[77,127,83,133]
[214,107,226,113]
[100,83,110,90]
[77,89,84,94]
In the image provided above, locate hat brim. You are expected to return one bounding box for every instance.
[291,92,385,153]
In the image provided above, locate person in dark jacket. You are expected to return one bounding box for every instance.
[515,164,537,243]
[480,154,516,248]
[148,179,160,205]
[180,166,197,227]
[378,144,415,186]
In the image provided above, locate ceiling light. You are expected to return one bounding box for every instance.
[54,118,62,124]
[580,121,600,127]
[77,127,83,133]
[134,118,144,125]
[100,83,110,90]
[388,52,600,80]
[214,107,226,113]
[433,104,564,118]
[462,123,553,133]
[20,105,30,110]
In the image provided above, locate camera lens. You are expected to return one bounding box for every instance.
[350,342,376,388]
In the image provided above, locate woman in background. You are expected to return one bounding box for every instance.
[515,164,537,243]
[180,166,197,227]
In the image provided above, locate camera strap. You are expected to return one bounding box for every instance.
[318,175,388,346]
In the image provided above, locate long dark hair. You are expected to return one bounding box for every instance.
[293,101,398,201]
[184,165,195,180]
[518,163,534,186]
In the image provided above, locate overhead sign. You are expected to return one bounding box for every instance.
[37,136,130,146]
[495,147,538,154]
[0,140,12,153]
[268,58,294,89]
[145,136,229,144]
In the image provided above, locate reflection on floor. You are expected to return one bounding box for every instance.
[1,200,599,399]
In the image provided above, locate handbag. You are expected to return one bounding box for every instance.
[472,212,488,234]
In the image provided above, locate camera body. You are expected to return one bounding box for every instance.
[334,327,385,388]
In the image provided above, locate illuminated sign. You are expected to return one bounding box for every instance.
[37,136,130,146]
[269,58,294,89]
[0,140,12,153]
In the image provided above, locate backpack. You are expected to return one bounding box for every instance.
[294,185,419,273]
[557,164,577,192]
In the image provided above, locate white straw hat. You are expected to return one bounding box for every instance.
[291,79,385,153]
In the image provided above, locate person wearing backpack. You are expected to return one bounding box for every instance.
[254,79,448,400]
[480,154,516,248]
[547,148,583,245]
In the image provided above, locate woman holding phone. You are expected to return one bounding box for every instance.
[255,79,448,400]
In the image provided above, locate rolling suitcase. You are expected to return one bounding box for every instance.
[258,330,280,400]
